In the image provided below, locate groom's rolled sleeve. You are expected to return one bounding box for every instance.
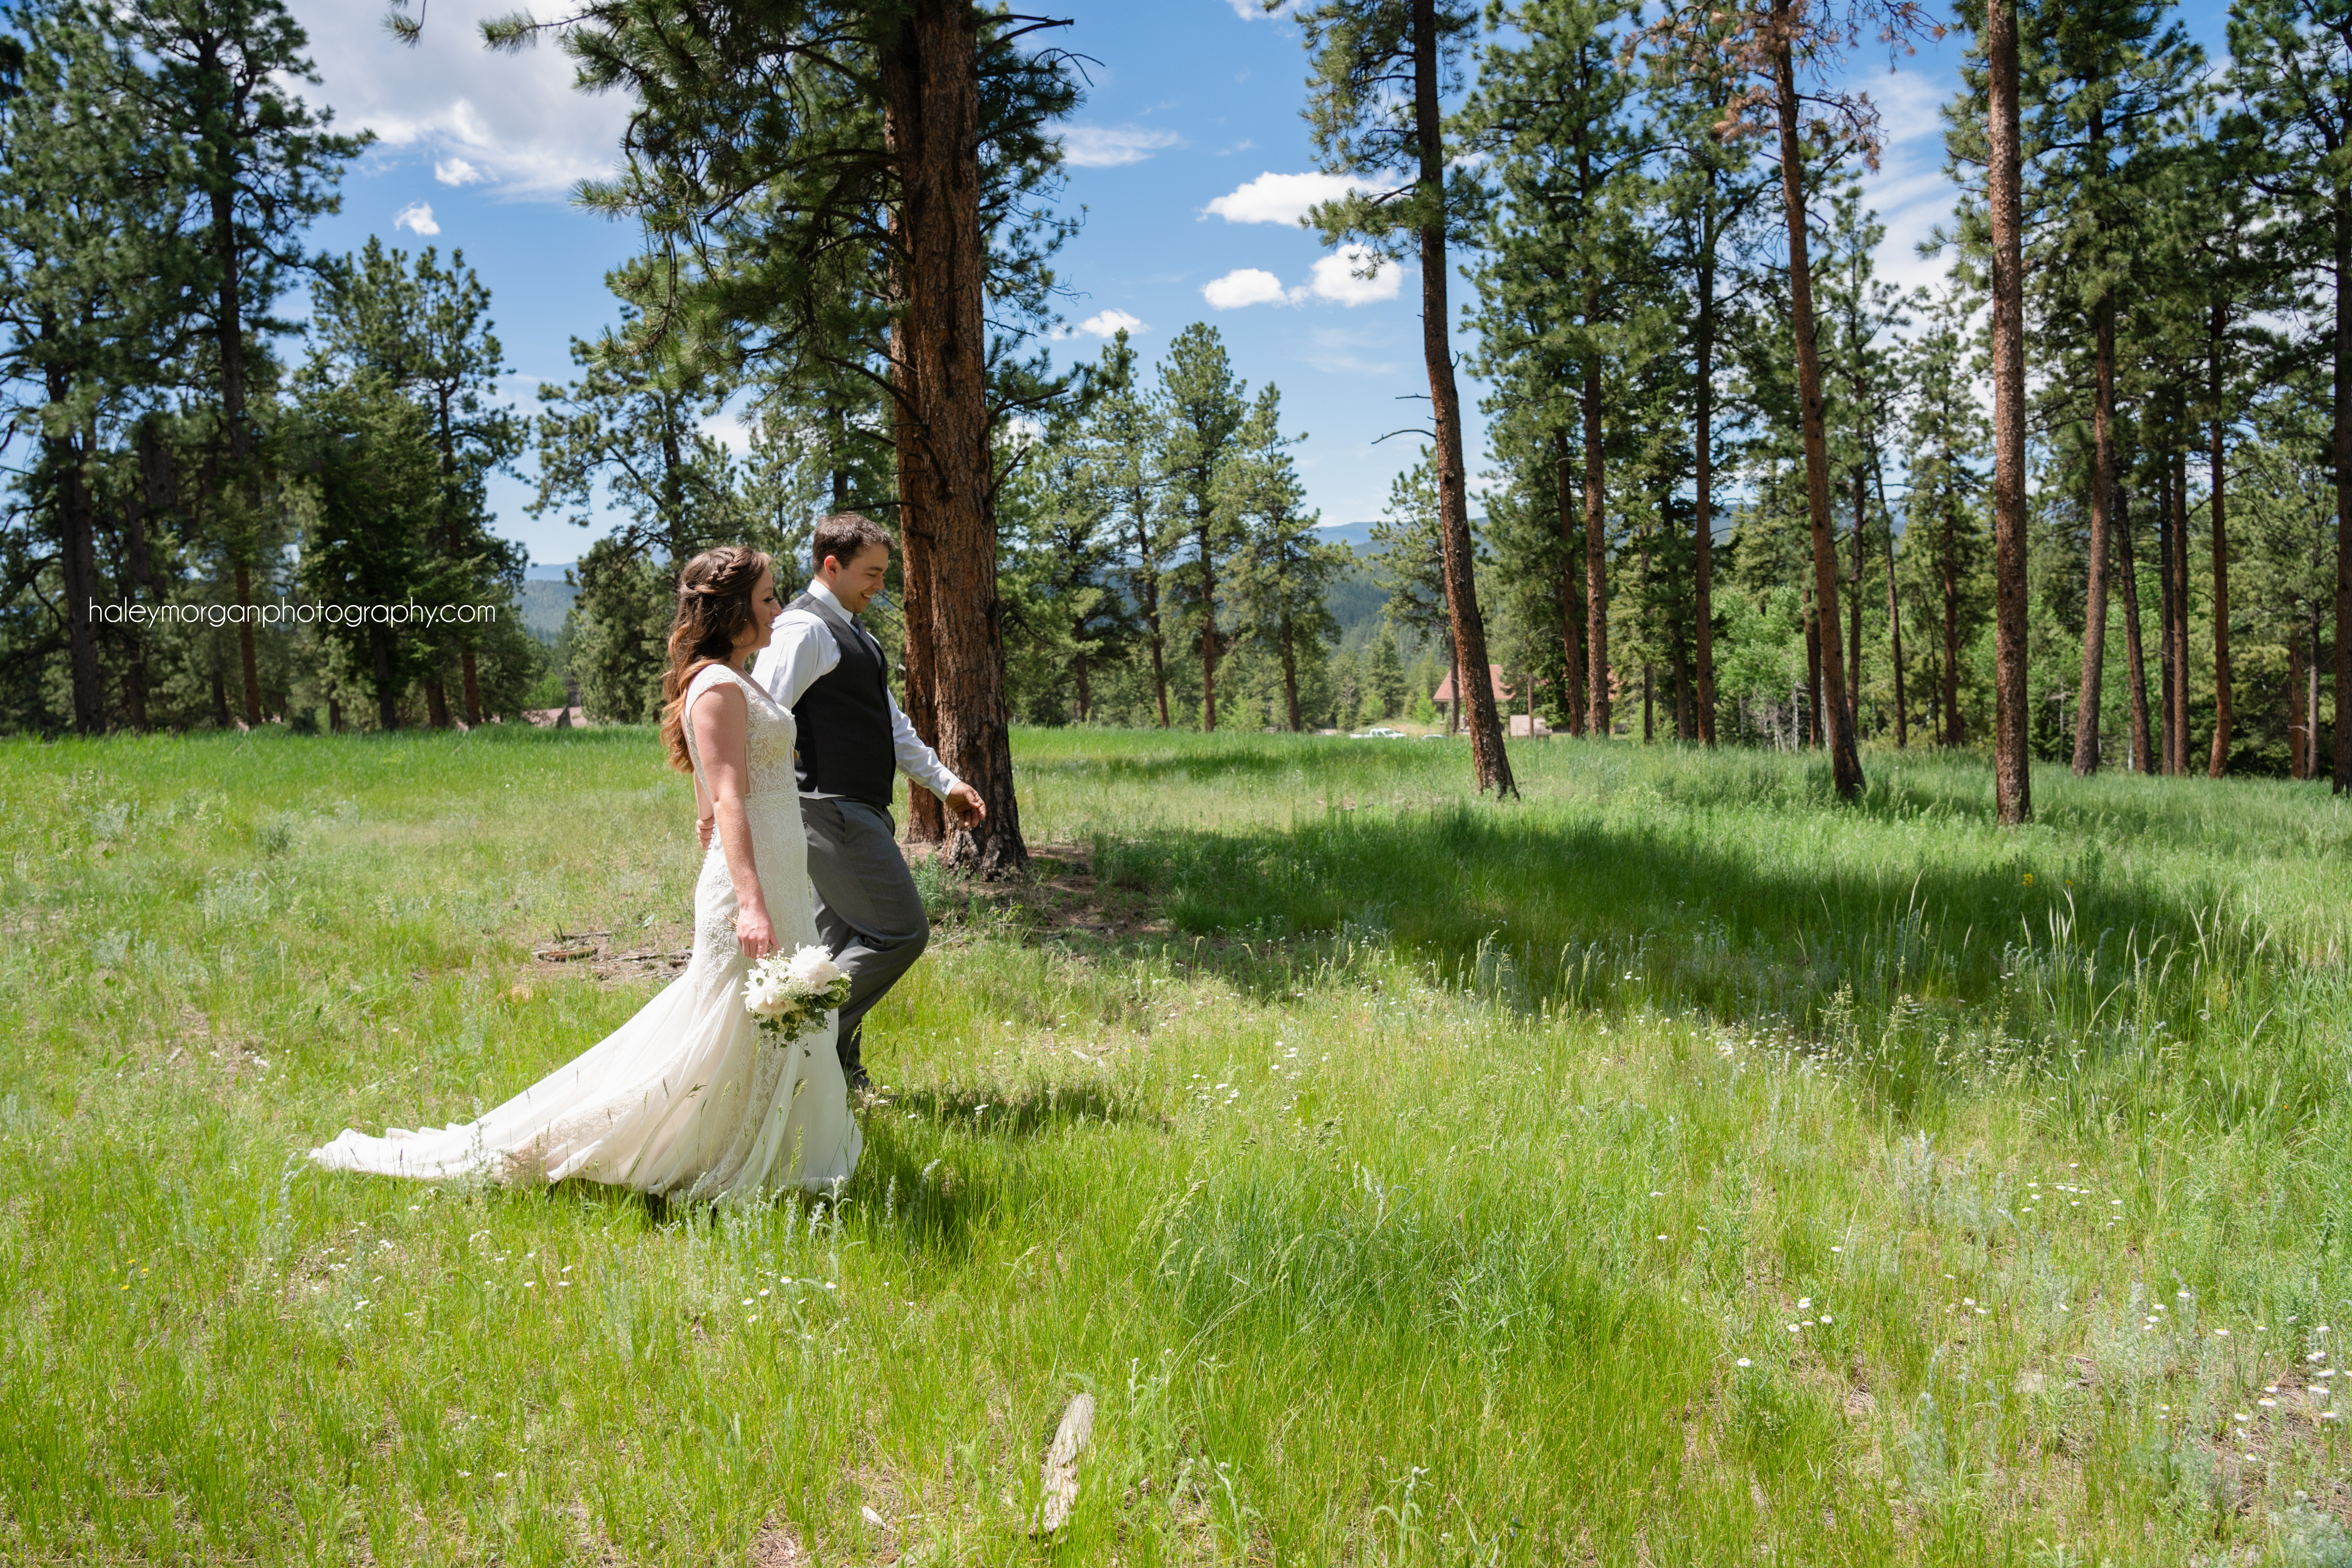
[890,695,963,800]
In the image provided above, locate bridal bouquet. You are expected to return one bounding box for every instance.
[744,946,851,1042]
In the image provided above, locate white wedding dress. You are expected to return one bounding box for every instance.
[310,662,862,1198]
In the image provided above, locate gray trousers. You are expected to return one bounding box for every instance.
[800,796,929,1084]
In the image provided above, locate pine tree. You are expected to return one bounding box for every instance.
[309,239,523,725]
[0,1,173,734]
[2230,0,2352,791]
[1292,0,1515,795]
[1900,284,1993,748]
[1219,384,1344,732]
[1154,323,1247,731]
[122,0,364,727]
[1466,0,1649,741]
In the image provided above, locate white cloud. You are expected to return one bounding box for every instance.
[1202,269,1290,309]
[1204,170,1376,226]
[1074,309,1147,338]
[394,201,441,236]
[1061,125,1183,168]
[1308,246,1400,306]
[434,156,486,186]
[701,411,753,454]
[288,0,628,198]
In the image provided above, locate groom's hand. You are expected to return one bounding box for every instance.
[696,815,715,851]
[944,781,987,827]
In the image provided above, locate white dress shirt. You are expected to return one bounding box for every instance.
[750,578,964,802]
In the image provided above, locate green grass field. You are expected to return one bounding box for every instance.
[4,726,2350,1566]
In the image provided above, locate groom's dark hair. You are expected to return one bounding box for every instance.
[813,512,895,573]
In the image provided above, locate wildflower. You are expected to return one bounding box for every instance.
[1736,1357,1752,1368]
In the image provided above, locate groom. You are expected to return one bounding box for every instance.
[720,513,985,1092]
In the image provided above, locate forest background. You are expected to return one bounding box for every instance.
[3,0,2347,825]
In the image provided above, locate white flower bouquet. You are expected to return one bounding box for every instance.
[743,945,851,1042]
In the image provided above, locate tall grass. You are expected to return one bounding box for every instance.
[2,726,2347,1565]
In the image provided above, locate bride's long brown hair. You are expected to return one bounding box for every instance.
[659,544,774,773]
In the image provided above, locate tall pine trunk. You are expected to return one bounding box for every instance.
[1582,352,1608,737]
[2073,287,2116,775]
[1413,0,1513,795]
[1985,0,2032,823]
[2118,484,2153,775]
[1942,482,1963,746]
[888,310,946,845]
[1693,167,1719,746]
[1849,469,1865,735]
[55,425,104,735]
[1279,596,1301,731]
[1196,519,1219,731]
[1880,468,1905,748]
[2155,448,2180,773]
[2207,309,2232,780]
[1770,0,1861,797]
[884,0,1024,873]
[2334,195,2350,793]
[1555,428,1587,735]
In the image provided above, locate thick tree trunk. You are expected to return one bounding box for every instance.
[1582,354,1608,737]
[1985,0,2032,822]
[2171,446,2192,773]
[1413,0,1512,795]
[2118,484,2153,775]
[1693,176,1719,746]
[2073,290,2116,775]
[884,0,1023,872]
[1771,2,1862,798]
[425,675,451,728]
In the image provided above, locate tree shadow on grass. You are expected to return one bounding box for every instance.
[1073,800,2255,1107]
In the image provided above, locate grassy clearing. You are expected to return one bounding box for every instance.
[3,726,2350,1566]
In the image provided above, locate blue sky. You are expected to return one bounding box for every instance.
[286,0,2236,572]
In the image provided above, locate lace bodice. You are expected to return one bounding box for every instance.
[682,662,797,800]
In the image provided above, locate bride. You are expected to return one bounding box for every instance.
[310,545,862,1198]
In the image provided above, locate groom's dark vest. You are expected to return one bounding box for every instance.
[787,592,896,808]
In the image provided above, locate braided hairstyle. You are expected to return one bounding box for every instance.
[659,544,774,773]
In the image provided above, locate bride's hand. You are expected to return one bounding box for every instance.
[735,904,778,960]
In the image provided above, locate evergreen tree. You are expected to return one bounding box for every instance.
[122,0,364,726]
[1900,284,1994,748]
[1220,383,1343,733]
[1467,0,1648,740]
[0,0,174,733]
[1154,323,1247,731]
[309,239,523,725]
[2229,0,2352,790]
[1079,329,1174,727]
[1293,0,1515,795]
